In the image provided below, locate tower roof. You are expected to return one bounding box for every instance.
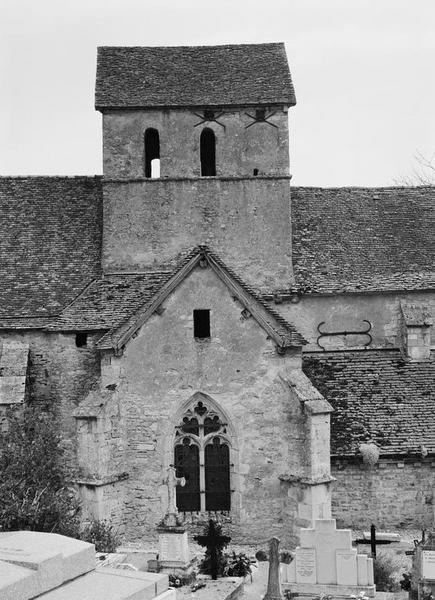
[95,43,296,110]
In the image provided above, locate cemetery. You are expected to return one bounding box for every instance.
[1,457,433,600]
[1,33,435,600]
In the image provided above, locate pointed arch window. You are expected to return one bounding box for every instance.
[174,396,231,512]
[200,128,216,176]
[144,128,160,178]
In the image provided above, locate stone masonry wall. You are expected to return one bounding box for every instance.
[332,459,435,530]
[96,266,311,545]
[280,291,435,350]
[0,331,100,463]
[103,108,290,178]
[102,177,292,293]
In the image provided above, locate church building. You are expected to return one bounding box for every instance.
[1,43,434,543]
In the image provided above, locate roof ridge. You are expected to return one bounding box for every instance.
[98,42,285,50]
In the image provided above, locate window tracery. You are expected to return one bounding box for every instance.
[174,397,231,512]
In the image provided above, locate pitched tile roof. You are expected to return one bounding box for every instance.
[51,246,306,350]
[95,43,296,109]
[291,187,435,294]
[0,177,102,322]
[303,350,435,456]
[48,271,173,331]
[2,178,435,332]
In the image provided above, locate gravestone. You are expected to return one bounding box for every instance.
[411,531,435,600]
[0,530,94,599]
[282,519,375,598]
[157,464,190,572]
[0,530,175,600]
[264,537,283,600]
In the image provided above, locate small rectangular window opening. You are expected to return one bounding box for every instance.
[194,309,210,339]
[75,332,88,347]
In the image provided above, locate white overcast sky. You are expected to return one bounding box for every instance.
[1,0,434,186]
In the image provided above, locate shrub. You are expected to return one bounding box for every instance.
[400,571,412,591]
[359,443,380,466]
[80,519,119,553]
[0,404,81,537]
[373,551,400,592]
[225,551,253,578]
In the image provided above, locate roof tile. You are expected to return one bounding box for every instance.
[292,186,435,294]
[95,43,296,109]
[303,349,435,456]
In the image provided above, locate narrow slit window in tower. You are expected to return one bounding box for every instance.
[194,309,210,339]
[200,128,216,176]
[144,128,160,178]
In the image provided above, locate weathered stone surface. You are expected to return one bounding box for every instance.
[157,530,189,567]
[0,560,37,600]
[74,266,314,543]
[102,178,292,292]
[38,570,156,599]
[285,519,374,597]
[264,537,282,600]
[0,531,94,600]
[0,341,29,404]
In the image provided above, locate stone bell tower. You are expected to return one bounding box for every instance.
[95,43,296,293]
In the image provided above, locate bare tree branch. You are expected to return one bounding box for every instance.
[394,150,435,186]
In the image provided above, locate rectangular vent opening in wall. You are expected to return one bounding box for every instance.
[194,309,210,339]
[75,332,88,347]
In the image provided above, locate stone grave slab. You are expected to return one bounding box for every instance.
[0,531,175,600]
[367,557,374,585]
[157,527,190,569]
[38,570,157,599]
[357,554,368,585]
[0,539,64,598]
[422,550,435,580]
[0,531,94,600]
[0,559,37,600]
[295,548,316,583]
[283,519,375,597]
[100,568,169,597]
[300,519,352,584]
[336,549,357,585]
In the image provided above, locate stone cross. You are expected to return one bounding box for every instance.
[161,464,185,527]
[264,537,283,600]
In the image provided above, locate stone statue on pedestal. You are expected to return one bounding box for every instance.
[160,464,186,528]
[157,464,190,573]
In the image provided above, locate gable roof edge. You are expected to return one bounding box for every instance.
[96,246,306,354]
[97,251,201,353]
